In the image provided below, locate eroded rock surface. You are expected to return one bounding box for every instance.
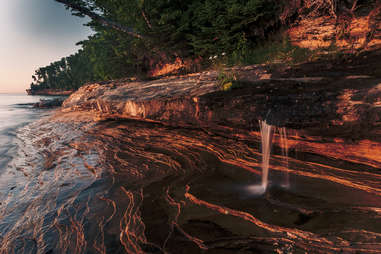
[63,51,381,135]
[4,50,377,253]
[61,50,381,172]
[288,4,381,51]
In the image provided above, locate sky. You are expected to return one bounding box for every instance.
[0,0,93,93]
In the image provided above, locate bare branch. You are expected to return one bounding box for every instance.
[351,0,359,12]
[55,0,144,39]
[328,0,337,18]
[141,10,152,30]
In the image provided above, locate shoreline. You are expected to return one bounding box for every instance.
[1,50,380,253]
[26,88,74,96]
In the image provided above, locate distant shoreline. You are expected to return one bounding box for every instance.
[26,89,73,96]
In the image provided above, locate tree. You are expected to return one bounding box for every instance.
[31,0,290,92]
[55,0,144,39]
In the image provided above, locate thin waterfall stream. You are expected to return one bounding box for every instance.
[247,120,273,194]
[259,120,273,191]
[278,126,290,188]
[1,111,381,253]
[248,120,291,194]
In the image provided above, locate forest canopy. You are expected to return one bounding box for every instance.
[29,0,285,91]
[29,0,376,92]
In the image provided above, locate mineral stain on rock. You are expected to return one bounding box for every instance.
[2,51,379,253]
[1,40,381,254]
[3,1,381,253]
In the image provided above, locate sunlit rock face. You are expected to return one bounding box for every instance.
[63,51,381,138]
[288,5,381,51]
[42,51,381,253]
[2,52,381,253]
[2,112,379,253]
[11,5,381,252]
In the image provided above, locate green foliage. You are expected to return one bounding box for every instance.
[217,69,238,91]
[228,35,312,65]
[31,0,284,92]
[184,0,279,57]
[31,50,95,91]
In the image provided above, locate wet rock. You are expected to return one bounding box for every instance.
[59,50,381,172]
[34,98,65,108]
[62,51,381,136]
[26,89,73,96]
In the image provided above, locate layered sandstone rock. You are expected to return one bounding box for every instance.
[288,4,381,51]
[55,47,381,254]
[61,50,381,170]
[62,51,381,133]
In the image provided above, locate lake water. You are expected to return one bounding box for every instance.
[0,94,53,170]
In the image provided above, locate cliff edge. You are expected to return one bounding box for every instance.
[62,50,381,134]
[61,49,381,170]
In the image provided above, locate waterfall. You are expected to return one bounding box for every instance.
[259,120,273,190]
[248,120,273,194]
[278,127,289,188]
[247,120,294,195]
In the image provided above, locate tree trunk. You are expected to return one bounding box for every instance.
[55,0,144,39]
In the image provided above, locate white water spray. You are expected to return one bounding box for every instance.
[259,120,273,190]
[248,120,273,194]
[278,127,289,188]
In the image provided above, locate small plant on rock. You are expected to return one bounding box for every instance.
[217,70,239,92]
